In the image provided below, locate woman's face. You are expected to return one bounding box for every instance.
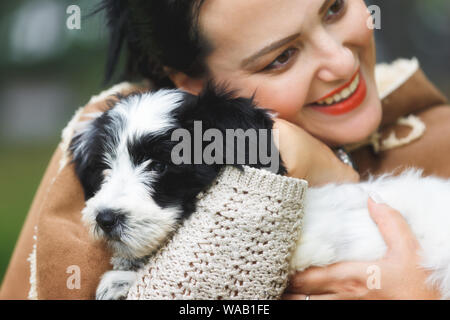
[196,0,382,146]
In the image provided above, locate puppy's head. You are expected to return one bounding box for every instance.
[70,85,284,259]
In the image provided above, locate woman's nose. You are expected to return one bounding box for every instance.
[314,35,356,83]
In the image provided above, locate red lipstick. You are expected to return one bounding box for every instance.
[309,70,367,116]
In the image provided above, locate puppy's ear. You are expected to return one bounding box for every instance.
[179,83,287,175]
[71,112,104,136]
[69,111,107,200]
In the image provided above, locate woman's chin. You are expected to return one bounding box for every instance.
[302,95,383,148]
[328,103,382,147]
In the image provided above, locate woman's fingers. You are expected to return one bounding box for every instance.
[367,196,420,256]
[287,262,368,295]
[282,293,340,300]
[272,118,360,186]
[287,266,335,294]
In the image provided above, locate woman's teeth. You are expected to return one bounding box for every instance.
[315,74,360,106]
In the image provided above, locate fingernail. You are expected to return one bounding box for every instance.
[369,191,385,204]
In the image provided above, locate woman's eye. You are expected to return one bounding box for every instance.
[325,0,346,21]
[263,48,298,71]
[147,161,167,173]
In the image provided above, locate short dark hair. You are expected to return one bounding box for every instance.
[97,0,211,88]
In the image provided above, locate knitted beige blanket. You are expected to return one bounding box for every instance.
[127,166,307,299]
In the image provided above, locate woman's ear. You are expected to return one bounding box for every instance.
[164,67,205,95]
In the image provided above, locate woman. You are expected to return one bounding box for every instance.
[1,0,448,299]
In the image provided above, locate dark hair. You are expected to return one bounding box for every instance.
[97,0,211,88]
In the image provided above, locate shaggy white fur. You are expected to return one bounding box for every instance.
[292,169,450,299]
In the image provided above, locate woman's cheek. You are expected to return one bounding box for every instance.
[242,72,307,118]
[253,82,305,119]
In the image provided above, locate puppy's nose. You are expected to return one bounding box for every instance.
[96,210,119,232]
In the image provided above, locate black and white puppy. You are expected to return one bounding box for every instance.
[71,85,450,300]
[69,85,286,299]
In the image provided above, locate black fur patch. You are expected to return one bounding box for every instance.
[69,111,125,199]
[70,84,286,221]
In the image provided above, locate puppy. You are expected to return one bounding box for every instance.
[69,85,285,299]
[70,86,450,300]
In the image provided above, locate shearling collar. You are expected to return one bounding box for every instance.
[376,58,447,127]
[344,58,448,153]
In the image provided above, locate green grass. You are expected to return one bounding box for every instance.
[0,142,57,284]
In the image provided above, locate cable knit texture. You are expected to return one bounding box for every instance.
[127,166,307,300]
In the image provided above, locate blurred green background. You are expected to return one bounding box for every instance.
[1,0,449,285]
[0,0,109,284]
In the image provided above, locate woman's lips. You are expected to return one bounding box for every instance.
[307,70,367,116]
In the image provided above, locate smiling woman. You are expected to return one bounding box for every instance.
[99,0,449,300]
[193,0,382,147]
[1,0,449,300]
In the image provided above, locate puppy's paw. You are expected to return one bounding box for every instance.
[96,270,137,300]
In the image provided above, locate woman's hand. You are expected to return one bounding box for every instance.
[283,197,442,300]
[273,119,359,186]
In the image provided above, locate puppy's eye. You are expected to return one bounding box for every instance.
[147,161,167,174]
